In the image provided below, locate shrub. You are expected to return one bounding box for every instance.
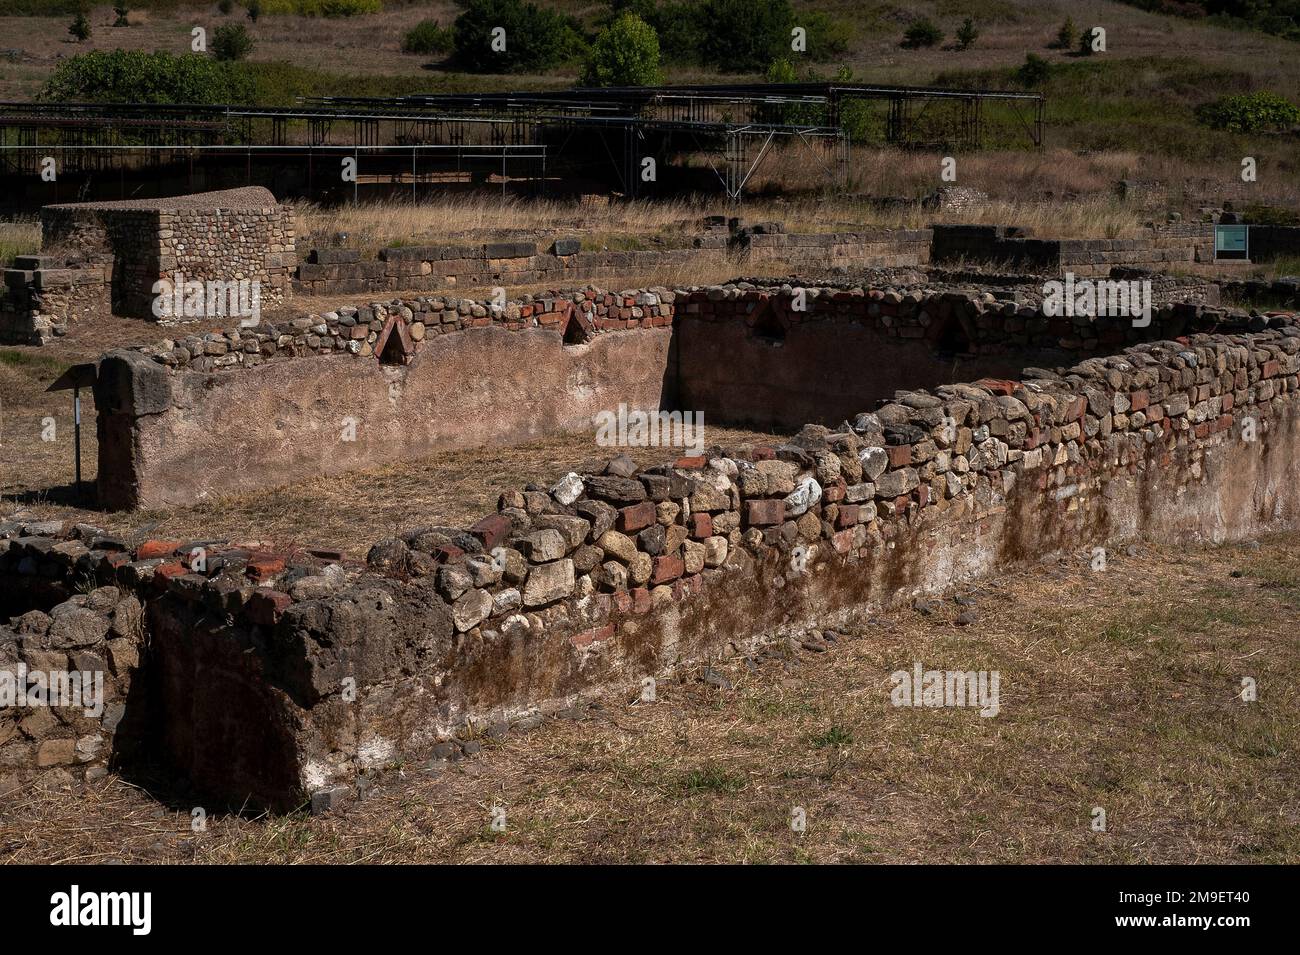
[901,17,942,49]
[1195,91,1300,133]
[451,0,585,73]
[1077,27,1097,56]
[402,19,454,55]
[803,11,851,60]
[955,17,978,51]
[582,13,661,86]
[1049,17,1075,49]
[212,23,254,60]
[112,5,130,26]
[219,0,233,12]
[40,49,254,104]
[69,11,92,41]
[1014,53,1050,88]
[258,0,383,13]
[247,0,261,20]
[696,0,794,73]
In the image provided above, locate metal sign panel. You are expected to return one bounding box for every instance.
[1214,224,1249,260]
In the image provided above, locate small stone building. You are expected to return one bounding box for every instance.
[1,187,295,343]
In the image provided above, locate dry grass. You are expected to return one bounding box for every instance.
[3,533,1297,863]
[0,217,40,267]
[294,180,1151,250]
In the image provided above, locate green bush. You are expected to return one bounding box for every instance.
[403,19,455,55]
[40,49,255,104]
[1049,17,1075,49]
[112,5,130,26]
[696,0,794,73]
[1195,91,1300,133]
[1014,52,1051,87]
[246,0,261,20]
[451,0,585,73]
[69,11,92,42]
[955,17,978,51]
[901,17,942,49]
[803,11,851,60]
[212,23,255,60]
[219,0,234,12]
[258,0,383,14]
[582,13,662,86]
[1077,27,1097,55]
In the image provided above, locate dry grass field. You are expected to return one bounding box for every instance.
[3,532,1296,864]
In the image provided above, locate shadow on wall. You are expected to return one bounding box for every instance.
[673,306,1036,432]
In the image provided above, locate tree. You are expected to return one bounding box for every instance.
[451,0,585,73]
[1015,53,1050,88]
[212,23,254,61]
[582,13,662,86]
[955,17,978,51]
[1196,91,1300,133]
[696,0,794,73]
[1049,17,1075,49]
[901,17,942,49]
[1077,26,1096,55]
[403,20,455,55]
[40,49,254,105]
[69,11,92,42]
[247,0,261,22]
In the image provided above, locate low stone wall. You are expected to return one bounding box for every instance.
[1246,225,1300,263]
[0,523,146,795]
[931,224,1203,274]
[0,255,110,345]
[6,315,1299,807]
[292,227,931,297]
[92,282,1259,509]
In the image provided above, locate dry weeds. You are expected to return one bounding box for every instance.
[3,533,1296,864]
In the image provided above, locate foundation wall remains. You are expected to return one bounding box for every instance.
[6,315,1299,806]
[0,256,111,345]
[931,224,1205,274]
[94,283,1261,509]
[292,228,932,296]
[39,187,295,318]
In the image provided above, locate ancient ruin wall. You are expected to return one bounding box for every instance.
[6,317,1299,806]
[96,283,1262,509]
[292,227,932,296]
[40,187,295,317]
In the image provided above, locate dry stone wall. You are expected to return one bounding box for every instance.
[0,523,146,796]
[39,187,295,318]
[6,314,1300,808]
[93,281,1272,510]
[293,227,931,296]
[1,255,111,345]
[931,224,1203,274]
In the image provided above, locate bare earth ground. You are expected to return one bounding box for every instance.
[1,532,1296,864]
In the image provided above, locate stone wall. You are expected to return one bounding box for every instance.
[0,522,146,795]
[931,224,1204,274]
[292,227,930,296]
[90,282,1254,509]
[6,314,1300,807]
[1246,225,1300,263]
[0,255,110,345]
[40,187,295,319]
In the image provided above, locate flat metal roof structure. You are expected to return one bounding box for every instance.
[0,82,1043,203]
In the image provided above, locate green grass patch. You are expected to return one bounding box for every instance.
[678,763,748,794]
